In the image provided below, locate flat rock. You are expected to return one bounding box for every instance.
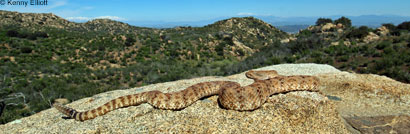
[317,71,410,134]
[344,115,410,134]
[346,115,410,134]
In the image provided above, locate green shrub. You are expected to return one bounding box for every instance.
[268,57,282,65]
[215,43,226,56]
[383,47,394,55]
[311,51,323,58]
[337,55,349,62]
[373,58,394,71]
[29,32,48,40]
[20,46,33,53]
[372,51,382,57]
[6,30,19,37]
[313,57,334,64]
[382,23,396,31]
[375,41,391,50]
[334,16,352,27]
[316,18,333,26]
[284,56,296,63]
[397,21,410,30]
[297,29,312,37]
[346,26,369,39]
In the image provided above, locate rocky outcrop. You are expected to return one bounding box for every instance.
[1,64,408,133]
[363,32,380,43]
[376,26,390,36]
[208,17,289,40]
[231,37,254,55]
[0,10,74,29]
[307,22,341,33]
[321,23,337,31]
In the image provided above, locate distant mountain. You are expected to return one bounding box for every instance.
[333,15,410,27]
[122,15,410,29]
[124,17,231,28]
[247,15,410,29]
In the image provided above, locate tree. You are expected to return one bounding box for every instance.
[346,26,369,39]
[382,23,400,36]
[20,46,33,53]
[6,30,19,37]
[316,18,333,26]
[382,23,396,31]
[397,21,410,30]
[124,35,136,46]
[334,16,352,27]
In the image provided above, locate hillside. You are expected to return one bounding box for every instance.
[0,10,289,124]
[236,21,410,83]
[0,10,409,125]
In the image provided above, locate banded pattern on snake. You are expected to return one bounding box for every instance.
[53,70,320,121]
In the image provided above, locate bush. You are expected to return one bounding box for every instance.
[316,18,333,26]
[20,46,33,53]
[383,47,394,55]
[375,41,391,50]
[6,30,19,37]
[6,30,48,40]
[382,23,396,31]
[382,23,401,36]
[125,35,136,46]
[337,55,349,62]
[334,16,352,27]
[297,29,312,37]
[397,21,410,30]
[215,43,226,56]
[288,36,323,53]
[346,26,369,39]
[33,32,49,38]
[28,34,38,40]
[373,58,394,71]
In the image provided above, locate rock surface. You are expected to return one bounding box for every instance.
[345,115,410,134]
[1,63,409,133]
[318,70,410,134]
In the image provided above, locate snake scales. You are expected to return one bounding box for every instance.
[53,70,320,121]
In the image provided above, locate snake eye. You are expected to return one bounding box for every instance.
[69,110,76,117]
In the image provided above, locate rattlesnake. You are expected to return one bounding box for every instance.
[53,70,320,121]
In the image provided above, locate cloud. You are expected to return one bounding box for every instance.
[66,17,91,21]
[82,6,94,10]
[48,0,67,9]
[66,16,127,22]
[237,12,256,16]
[95,16,126,21]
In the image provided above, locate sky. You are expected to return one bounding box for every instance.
[1,0,410,22]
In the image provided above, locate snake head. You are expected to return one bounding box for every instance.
[246,70,279,80]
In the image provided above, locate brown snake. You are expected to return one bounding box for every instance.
[53,70,320,121]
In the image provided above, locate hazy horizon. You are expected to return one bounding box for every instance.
[1,0,410,23]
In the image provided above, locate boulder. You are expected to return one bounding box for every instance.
[377,26,390,36]
[321,23,336,31]
[363,32,380,43]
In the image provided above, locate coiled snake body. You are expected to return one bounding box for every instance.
[54,70,320,121]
